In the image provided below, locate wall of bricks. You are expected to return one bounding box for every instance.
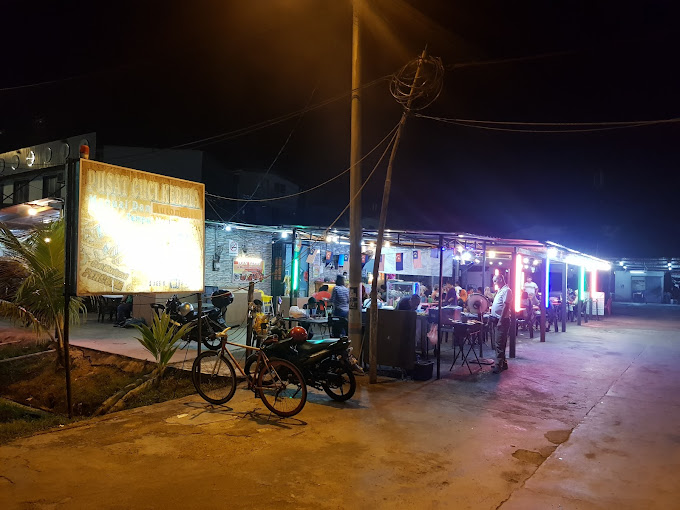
[204,224,273,295]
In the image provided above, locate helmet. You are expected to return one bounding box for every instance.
[289,326,308,344]
[178,302,194,317]
[212,289,234,309]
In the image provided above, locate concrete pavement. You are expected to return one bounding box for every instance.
[1,303,679,509]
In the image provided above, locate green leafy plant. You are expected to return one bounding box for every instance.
[0,219,86,366]
[134,312,194,378]
[94,313,194,415]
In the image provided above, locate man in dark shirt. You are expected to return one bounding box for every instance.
[397,294,421,311]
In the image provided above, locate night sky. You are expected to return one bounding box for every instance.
[2,0,679,258]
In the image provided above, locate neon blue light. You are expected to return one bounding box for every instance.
[545,257,551,308]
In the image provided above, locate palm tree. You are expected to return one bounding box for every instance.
[0,219,86,366]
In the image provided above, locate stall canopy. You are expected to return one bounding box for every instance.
[290,225,612,379]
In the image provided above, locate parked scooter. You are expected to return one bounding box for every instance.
[244,324,358,402]
[151,289,233,350]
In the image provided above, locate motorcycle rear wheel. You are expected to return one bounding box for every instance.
[192,351,237,405]
[321,360,356,402]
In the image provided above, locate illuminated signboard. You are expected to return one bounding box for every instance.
[77,159,205,295]
[233,257,264,283]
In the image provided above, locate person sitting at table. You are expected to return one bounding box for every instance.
[363,295,384,310]
[115,295,133,326]
[306,297,318,316]
[519,291,534,330]
[457,287,468,308]
[443,283,457,306]
[313,284,332,301]
[397,294,421,311]
[484,286,495,300]
[431,285,440,301]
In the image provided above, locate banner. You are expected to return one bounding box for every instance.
[430,248,439,258]
[412,250,422,269]
[77,159,205,294]
[379,254,384,272]
[233,257,264,283]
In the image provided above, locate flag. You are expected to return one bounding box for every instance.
[413,250,422,269]
[430,248,439,258]
[396,252,404,271]
[361,254,366,264]
[379,254,384,272]
[326,250,332,261]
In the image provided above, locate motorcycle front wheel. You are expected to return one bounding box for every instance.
[321,359,356,402]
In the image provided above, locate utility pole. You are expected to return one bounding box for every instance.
[369,49,428,383]
[348,0,363,353]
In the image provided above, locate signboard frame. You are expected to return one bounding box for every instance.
[76,159,205,295]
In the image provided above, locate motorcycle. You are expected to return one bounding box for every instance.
[150,289,233,350]
[244,323,358,402]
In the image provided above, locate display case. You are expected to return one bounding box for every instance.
[386,280,420,307]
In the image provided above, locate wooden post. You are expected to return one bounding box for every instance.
[480,241,486,356]
[562,263,568,332]
[436,235,444,379]
[62,158,77,419]
[196,292,202,356]
[539,259,546,342]
[368,49,427,384]
[246,281,255,347]
[509,248,517,358]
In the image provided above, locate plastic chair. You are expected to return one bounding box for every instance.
[262,295,273,314]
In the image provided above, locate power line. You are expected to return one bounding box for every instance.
[105,73,393,165]
[447,49,579,71]
[205,120,401,203]
[324,127,398,234]
[415,114,680,127]
[414,114,680,133]
[227,83,319,223]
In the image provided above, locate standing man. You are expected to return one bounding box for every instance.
[491,273,513,374]
[330,275,350,337]
[524,275,539,302]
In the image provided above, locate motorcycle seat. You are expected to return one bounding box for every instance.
[296,338,343,354]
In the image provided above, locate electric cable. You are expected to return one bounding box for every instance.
[414,114,680,133]
[105,74,393,165]
[390,54,445,111]
[205,120,400,203]
[226,83,319,223]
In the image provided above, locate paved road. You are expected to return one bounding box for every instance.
[1,303,679,509]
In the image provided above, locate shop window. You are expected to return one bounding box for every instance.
[13,180,30,204]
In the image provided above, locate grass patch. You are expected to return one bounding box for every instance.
[0,340,52,360]
[0,398,73,445]
[123,371,196,409]
[0,348,196,419]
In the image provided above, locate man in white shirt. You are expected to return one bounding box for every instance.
[524,275,538,301]
[491,273,513,374]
